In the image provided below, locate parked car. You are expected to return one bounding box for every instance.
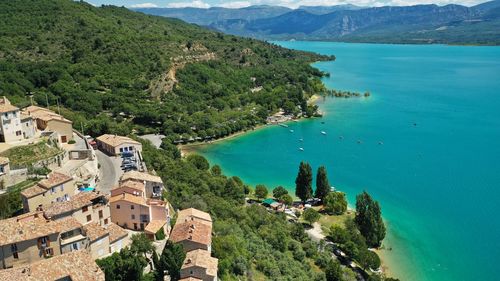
[121,151,134,158]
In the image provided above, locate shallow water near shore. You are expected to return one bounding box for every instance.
[197,42,500,281]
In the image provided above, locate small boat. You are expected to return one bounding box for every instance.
[290,129,294,133]
[299,138,303,142]
[279,123,288,128]
[321,131,327,135]
[357,140,362,144]
[378,141,384,145]
[299,148,304,151]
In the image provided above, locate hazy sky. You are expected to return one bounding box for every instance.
[89,0,487,9]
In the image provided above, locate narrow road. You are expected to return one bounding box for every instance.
[96,150,120,194]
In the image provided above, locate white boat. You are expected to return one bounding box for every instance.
[299,138,303,142]
[321,131,327,135]
[299,147,304,151]
[279,123,288,128]
[290,129,294,133]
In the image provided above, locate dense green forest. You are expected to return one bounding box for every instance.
[0,0,331,142]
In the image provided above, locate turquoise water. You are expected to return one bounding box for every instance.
[197,42,500,281]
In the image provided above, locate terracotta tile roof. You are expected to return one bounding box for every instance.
[0,250,105,281]
[44,191,103,218]
[96,134,141,147]
[177,208,212,226]
[121,170,162,183]
[20,184,47,198]
[21,172,74,198]
[22,105,72,124]
[169,220,212,246]
[0,215,82,246]
[0,97,19,113]
[0,157,9,165]
[38,172,73,189]
[107,222,128,243]
[83,223,109,242]
[182,249,218,278]
[120,179,146,191]
[144,220,166,235]
[109,193,147,206]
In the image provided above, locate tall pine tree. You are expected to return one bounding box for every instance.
[295,161,313,202]
[355,191,386,247]
[315,166,331,200]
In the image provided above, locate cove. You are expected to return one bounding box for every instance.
[196,42,500,281]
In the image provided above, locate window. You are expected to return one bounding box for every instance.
[11,243,18,259]
[133,223,138,230]
[86,215,92,222]
[129,146,133,151]
[44,248,54,257]
[82,206,88,212]
[16,131,21,136]
[51,187,56,194]
[119,148,124,152]
[98,210,103,219]
[130,205,134,210]
[104,218,108,224]
[140,214,149,223]
[131,214,135,220]
[60,185,64,192]
[72,243,79,251]
[116,204,120,209]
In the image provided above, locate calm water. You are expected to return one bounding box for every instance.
[198,42,500,281]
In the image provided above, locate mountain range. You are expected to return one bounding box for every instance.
[134,1,500,45]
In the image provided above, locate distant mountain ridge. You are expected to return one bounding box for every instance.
[135,1,500,45]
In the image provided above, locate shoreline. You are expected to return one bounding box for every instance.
[180,93,397,278]
[179,94,322,156]
[179,124,267,156]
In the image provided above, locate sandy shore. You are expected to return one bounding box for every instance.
[373,247,398,279]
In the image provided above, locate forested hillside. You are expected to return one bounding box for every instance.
[139,1,500,45]
[0,0,330,141]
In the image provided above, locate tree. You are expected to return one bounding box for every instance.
[280,194,293,206]
[255,184,268,200]
[272,186,288,198]
[315,166,330,200]
[210,165,222,176]
[96,248,147,281]
[130,233,155,268]
[295,161,313,202]
[303,208,320,226]
[355,191,386,248]
[325,260,344,281]
[186,154,210,170]
[155,241,186,281]
[323,191,347,215]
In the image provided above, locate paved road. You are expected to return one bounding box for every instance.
[96,150,122,194]
[139,134,165,149]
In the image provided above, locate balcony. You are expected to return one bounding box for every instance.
[60,234,86,246]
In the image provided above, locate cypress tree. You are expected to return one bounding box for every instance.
[315,166,331,200]
[295,161,313,202]
[355,191,386,247]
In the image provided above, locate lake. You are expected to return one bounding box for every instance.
[197,42,500,281]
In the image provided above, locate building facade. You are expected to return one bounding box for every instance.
[0,212,84,269]
[21,172,75,212]
[96,134,142,156]
[0,97,24,143]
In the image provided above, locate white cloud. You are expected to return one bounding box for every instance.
[166,0,211,8]
[218,1,253,8]
[130,2,159,8]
